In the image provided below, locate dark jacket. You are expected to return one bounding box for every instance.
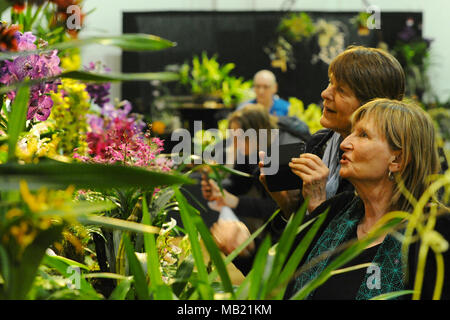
[282,191,450,300]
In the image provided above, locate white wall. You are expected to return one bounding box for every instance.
[73,0,450,102]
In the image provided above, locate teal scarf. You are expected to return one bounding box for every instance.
[292,196,405,300]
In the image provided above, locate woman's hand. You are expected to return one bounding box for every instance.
[210,220,255,257]
[201,175,239,210]
[289,153,329,213]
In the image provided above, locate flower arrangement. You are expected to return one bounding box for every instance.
[75,100,173,171]
[0,30,61,122]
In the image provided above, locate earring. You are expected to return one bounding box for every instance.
[388,171,394,181]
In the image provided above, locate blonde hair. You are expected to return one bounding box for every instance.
[351,98,440,212]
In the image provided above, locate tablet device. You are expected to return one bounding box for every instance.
[264,141,306,192]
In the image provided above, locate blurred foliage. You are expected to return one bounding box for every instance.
[288,97,323,134]
[179,52,253,107]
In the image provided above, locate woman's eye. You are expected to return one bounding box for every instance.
[359,131,368,137]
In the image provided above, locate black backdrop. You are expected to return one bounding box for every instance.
[122,11,422,117]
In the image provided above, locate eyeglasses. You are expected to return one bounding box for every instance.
[253,84,273,90]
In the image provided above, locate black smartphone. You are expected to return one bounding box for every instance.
[264,141,306,192]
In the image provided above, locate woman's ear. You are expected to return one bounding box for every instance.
[389,150,403,173]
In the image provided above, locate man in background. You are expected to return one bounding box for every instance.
[238,70,290,116]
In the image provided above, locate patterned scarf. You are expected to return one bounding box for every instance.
[292,196,405,300]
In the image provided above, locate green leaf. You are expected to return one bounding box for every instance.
[0,0,10,16]
[0,71,179,96]
[370,290,415,300]
[248,236,272,300]
[42,254,101,299]
[142,196,173,299]
[0,160,195,191]
[122,233,149,300]
[273,210,328,299]
[0,244,10,294]
[7,85,30,162]
[171,255,195,297]
[108,277,133,300]
[41,200,116,218]
[0,34,176,62]
[263,200,308,298]
[192,212,236,298]
[174,187,213,300]
[77,215,160,235]
[6,224,64,299]
[60,70,180,83]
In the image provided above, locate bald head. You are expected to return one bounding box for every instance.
[253,70,277,85]
[253,70,278,108]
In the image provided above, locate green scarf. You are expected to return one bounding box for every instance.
[292,196,405,300]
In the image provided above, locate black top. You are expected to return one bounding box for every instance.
[312,239,381,300]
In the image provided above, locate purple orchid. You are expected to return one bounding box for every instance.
[16,31,37,51]
[0,31,61,122]
[84,61,111,107]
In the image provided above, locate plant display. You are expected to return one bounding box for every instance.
[179,52,253,108]
[265,12,346,71]
[288,97,323,134]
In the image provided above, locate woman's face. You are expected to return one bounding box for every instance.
[339,117,398,183]
[320,74,361,137]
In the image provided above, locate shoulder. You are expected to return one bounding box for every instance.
[271,97,290,116]
[306,129,334,155]
[237,99,257,110]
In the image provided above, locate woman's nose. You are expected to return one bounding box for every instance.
[340,135,353,151]
[321,84,334,101]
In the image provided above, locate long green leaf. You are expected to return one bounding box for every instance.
[192,212,236,299]
[122,233,149,300]
[0,71,180,95]
[142,196,173,299]
[171,256,195,297]
[370,290,415,300]
[0,160,195,191]
[174,187,213,300]
[77,215,160,235]
[248,236,272,300]
[0,34,176,62]
[6,225,64,299]
[272,210,328,299]
[7,85,30,161]
[61,70,180,82]
[263,200,308,297]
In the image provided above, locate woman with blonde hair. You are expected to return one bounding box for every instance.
[287,99,449,299]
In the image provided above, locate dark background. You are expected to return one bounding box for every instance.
[122,11,422,118]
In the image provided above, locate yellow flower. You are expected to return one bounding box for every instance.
[5,208,23,220]
[60,54,81,72]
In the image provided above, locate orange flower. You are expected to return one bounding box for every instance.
[151,121,166,135]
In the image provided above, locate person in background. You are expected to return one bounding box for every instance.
[238,70,290,116]
[202,104,308,252]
